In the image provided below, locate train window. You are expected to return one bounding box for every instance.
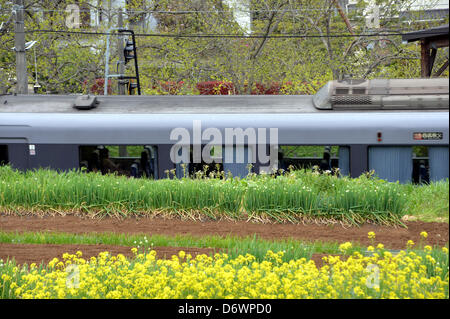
[186,145,224,178]
[412,146,429,184]
[78,145,158,178]
[278,145,349,175]
[222,145,254,178]
[412,146,449,183]
[172,145,225,179]
[0,145,8,166]
[370,146,447,184]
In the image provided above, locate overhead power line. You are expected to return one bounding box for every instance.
[17,29,449,39]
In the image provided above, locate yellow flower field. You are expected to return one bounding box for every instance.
[1,245,448,299]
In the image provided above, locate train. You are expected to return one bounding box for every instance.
[0,78,448,184]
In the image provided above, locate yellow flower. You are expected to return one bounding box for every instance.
[377,244,384,250]
[353,286,365,297]
[442,247,448,254]
[407,240,414,248]
[424,245,432,252]
[420,231,428,239]
[425,255,436,264]
[367,232,376,240]
[8,248,449,299]
[131,247,138,254]
[367,246,374,252]
[339,242,352,253]
[1,274,11,281]
[48,258,59,268]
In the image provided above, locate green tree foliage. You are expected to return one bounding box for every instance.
[0,0,109,93]
[0,0,447,95]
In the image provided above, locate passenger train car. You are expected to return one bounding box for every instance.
[0,78,448,183]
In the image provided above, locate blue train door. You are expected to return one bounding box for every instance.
[223,145,253,178]
[338,146,350,176]
[429,146,449,181]
[368,146,413,183]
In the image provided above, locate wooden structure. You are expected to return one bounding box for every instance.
[402,24,449,77]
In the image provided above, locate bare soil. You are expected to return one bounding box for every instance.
[0,214,448,267]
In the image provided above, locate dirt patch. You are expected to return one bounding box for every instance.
[0,243,217,266]
[0,215,448,250]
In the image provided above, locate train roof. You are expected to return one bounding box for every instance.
[1,78,448,114]
[2,94,319,114]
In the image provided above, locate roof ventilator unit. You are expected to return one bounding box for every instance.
[313,78,449,110]
[73,95,99,110]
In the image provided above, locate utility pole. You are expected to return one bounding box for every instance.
[117,8,126,95]
[14,0,28,94]
[117,8,128,157]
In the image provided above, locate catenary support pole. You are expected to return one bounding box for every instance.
[14,0,28,94]
[117,8,126,95]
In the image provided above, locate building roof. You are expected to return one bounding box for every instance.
[402,24,449,43]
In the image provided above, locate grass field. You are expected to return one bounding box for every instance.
[3,165,447,225]
[403,181,449,222]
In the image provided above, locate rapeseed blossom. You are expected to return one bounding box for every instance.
[338,242,353,254]
[1,245,447,299]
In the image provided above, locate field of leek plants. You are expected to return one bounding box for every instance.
[0,242,448,299]
[0,165,448,225]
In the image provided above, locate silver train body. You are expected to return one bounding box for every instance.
[0,78,448,183]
